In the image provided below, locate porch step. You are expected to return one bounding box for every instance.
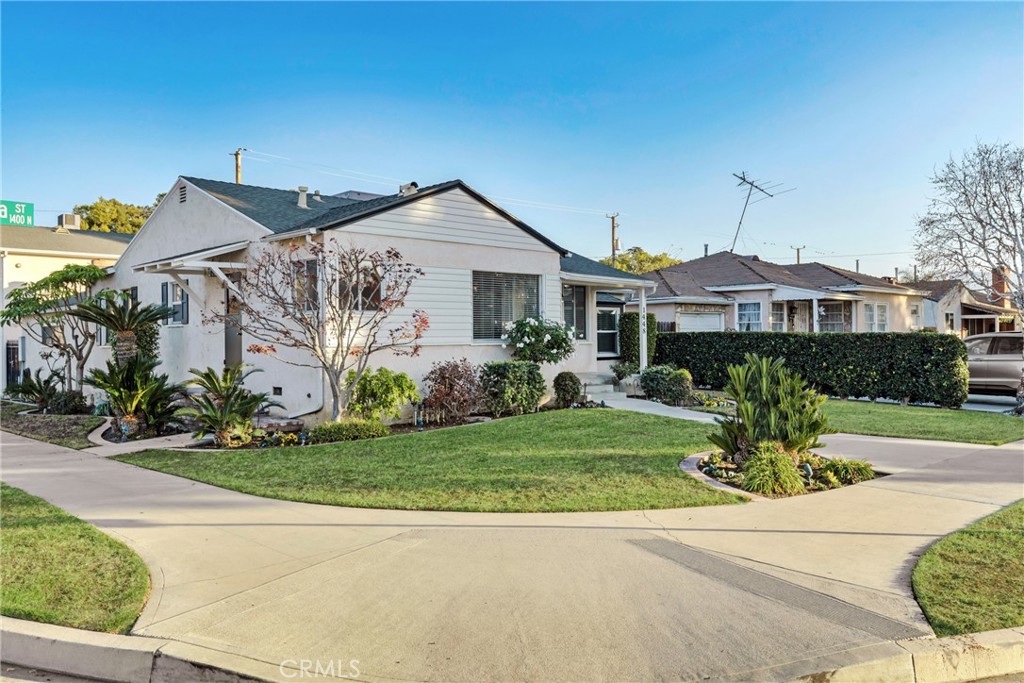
[576,372,615,385]
[585,384,616,395]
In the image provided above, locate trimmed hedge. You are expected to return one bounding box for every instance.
[619,312,657,366]
[655,332,968,408]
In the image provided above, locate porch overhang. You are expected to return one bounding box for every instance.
[559,271,657,293]
[132,241,249,274]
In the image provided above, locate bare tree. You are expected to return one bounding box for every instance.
[204,240,429,421]
[915,142,1023,413]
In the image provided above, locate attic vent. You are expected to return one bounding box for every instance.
[179,185,187,203]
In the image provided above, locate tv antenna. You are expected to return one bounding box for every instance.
[729,172,794,253]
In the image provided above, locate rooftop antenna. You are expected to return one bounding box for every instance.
[729,171,794,253]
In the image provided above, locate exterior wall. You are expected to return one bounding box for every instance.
[853,293,924,332]
[725,290,774,330]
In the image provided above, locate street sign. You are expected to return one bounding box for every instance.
[0,200,34,226]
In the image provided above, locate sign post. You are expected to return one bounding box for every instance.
[0,201,35,226]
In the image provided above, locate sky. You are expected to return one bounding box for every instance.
[2,2,1021,277]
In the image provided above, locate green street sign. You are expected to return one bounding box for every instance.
[0,200,34,226]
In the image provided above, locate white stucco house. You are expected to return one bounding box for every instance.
[35,176,654,422]
[1,217,132,393]
[631,251,928,334]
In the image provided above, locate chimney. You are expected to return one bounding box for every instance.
[399,182,419,197]
[703,243,709,257]
[993,266,1011,308]
[57,214,81,230]
[297,186,308,209]
[313,190,323,202]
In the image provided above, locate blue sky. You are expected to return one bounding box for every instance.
[2,2,1021,275]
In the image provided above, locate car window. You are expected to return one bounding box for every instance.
[965,338,991,356]
[992,336,1024,356]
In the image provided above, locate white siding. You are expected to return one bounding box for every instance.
[399,266,472,345]
[543,274,563,322]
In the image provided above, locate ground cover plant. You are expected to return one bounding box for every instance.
[912,500,1024,636]
[116,410,746,512]
[0,483,149,633]
[0,401,105,450]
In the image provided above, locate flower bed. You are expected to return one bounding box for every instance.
[696,450,877,498]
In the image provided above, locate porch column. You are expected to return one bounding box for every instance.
[812,298,820,333]
[638,287,648,371]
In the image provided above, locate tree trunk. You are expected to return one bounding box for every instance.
[114,332,137,365]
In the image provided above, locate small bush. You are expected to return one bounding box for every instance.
[7,369,61,409]
[502,318,576,364]
[346,367,420,421]
[610,361,639,381]
[308,418,390,444]
[553,371,582,408]
[820,457,875,485]
[49,390,88,415]
[422,358,482,424]
[619,312,657,366]
[639,366,692,405]
[741,441,806,496]
[480,361,546,417]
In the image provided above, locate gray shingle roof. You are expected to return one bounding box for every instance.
[560,253,649,282]
[646,252,832,294]
[0,225,132,256]
[286,180,464,234]
[787,262,915,291]
[914,279,963,301]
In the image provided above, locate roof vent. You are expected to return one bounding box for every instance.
[57,214,81,230]
[312,190,323,202]
[297,186,309,209]
[399,182,419,197]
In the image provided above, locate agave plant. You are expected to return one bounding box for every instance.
[177,365,283,448]
[85,356,184,439]
[72,293,173,363]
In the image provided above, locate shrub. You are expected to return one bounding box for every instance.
[820,457,875,485]
[85,356,185,439]
[422,358,482,424]
[345,367,420,421]
[479,361,546,417]
[639,366,692,405]
[136,321,160,361]
[708,354,833,462]
[6,369,61,409]
[176,365,282,448]
[308,418,390,444]
[502,318,576,364]
[553,371,582,408]
[49,390,88,415]
[655,331,969,408]
[610,361,639,381]
[619,312,657,366]
[741,441,806,496]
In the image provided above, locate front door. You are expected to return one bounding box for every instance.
[597,307,620,358]
[6,341,21,387]
[224,275,243,368]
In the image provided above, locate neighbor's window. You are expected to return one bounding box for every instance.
[819,302,844,333]
[473,271,540,340]
[161,281,189,325]
[944,312,955,333]
[562,285,587,340]
[910,303,921,329]
[770,302,786,332]
[864,303,888,332]
[736,302,762,331]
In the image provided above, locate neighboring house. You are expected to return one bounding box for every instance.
[916,278,1020,337]
[632,251,927,333]
[1,216,132,393]
[28,176,654,421]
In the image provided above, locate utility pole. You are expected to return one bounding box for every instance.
[231,148,245,184]
[790,245,806,264]
[730,172,792,253]
[608,213,620,267]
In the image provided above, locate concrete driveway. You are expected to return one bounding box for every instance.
[0,430,1021,682]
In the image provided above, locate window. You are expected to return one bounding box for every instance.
[944,312,955,333]
[347,264,381,312]
[910,303,921,330]
[294,260,318,311]
[965,338,990,356]
[819,302,844,333]
[596,307,620,356]
[472,272,540,340]
[736,302,762,331]
[161,280,189,324]
[864,303,888,332]
[992,336,1024,356]
[770,302,786,332]
[125,286,138,303]
[562,285,587,339]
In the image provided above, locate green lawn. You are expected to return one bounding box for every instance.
[116,410,744,512]
[823,400,1023,445]
[912,500,1024,636]
[0,483,149,633]
[1,401,105,450]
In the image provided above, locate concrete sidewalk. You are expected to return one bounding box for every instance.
[1,428,1021,682]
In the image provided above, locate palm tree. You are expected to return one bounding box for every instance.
[72,293,173,363]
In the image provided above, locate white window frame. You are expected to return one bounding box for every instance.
[472,271,541,341]
[819,302,844,333]
[864,303,888,332]
[770,302,786,332]
[910,303,921,330]
[562,284,587,340]
[736,302,762,332]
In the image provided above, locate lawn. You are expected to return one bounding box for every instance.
[0,483,149,634]
[912,500,1024,637]
[116,410,745,512]
[1,401,105,450]
[822,400,1023,445]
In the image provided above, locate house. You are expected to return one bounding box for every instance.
[632,251,927,333]
[26,176,654,421]
[916,277,1020,337]
[1,216,132,392]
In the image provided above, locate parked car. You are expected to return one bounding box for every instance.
[965,333,1024,395]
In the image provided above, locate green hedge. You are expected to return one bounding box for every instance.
[619,312,657,366]
[654,332,968,408]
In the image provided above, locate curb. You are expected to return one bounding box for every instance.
[679,452,765,501]
[87,416,115,446]
[791,626,1024,682]
[0,616,285,682]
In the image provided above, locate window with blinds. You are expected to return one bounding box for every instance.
[472,272,540,340]
[562,285,586,339]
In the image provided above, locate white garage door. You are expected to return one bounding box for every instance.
[679,312,723,332]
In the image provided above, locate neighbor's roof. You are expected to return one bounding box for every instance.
[0,225,132,257]
[560,253,651,283]
[787,262,916,292]
[646,252,832,295]
[914,279,964,301]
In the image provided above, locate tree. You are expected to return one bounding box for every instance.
[73,194,163,234]
[896,264,946,283]
[0,265,107,391]
[203,240,429,421]
[71,294,173,363]
[914,141,1023,413]
[599,246,683,275]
